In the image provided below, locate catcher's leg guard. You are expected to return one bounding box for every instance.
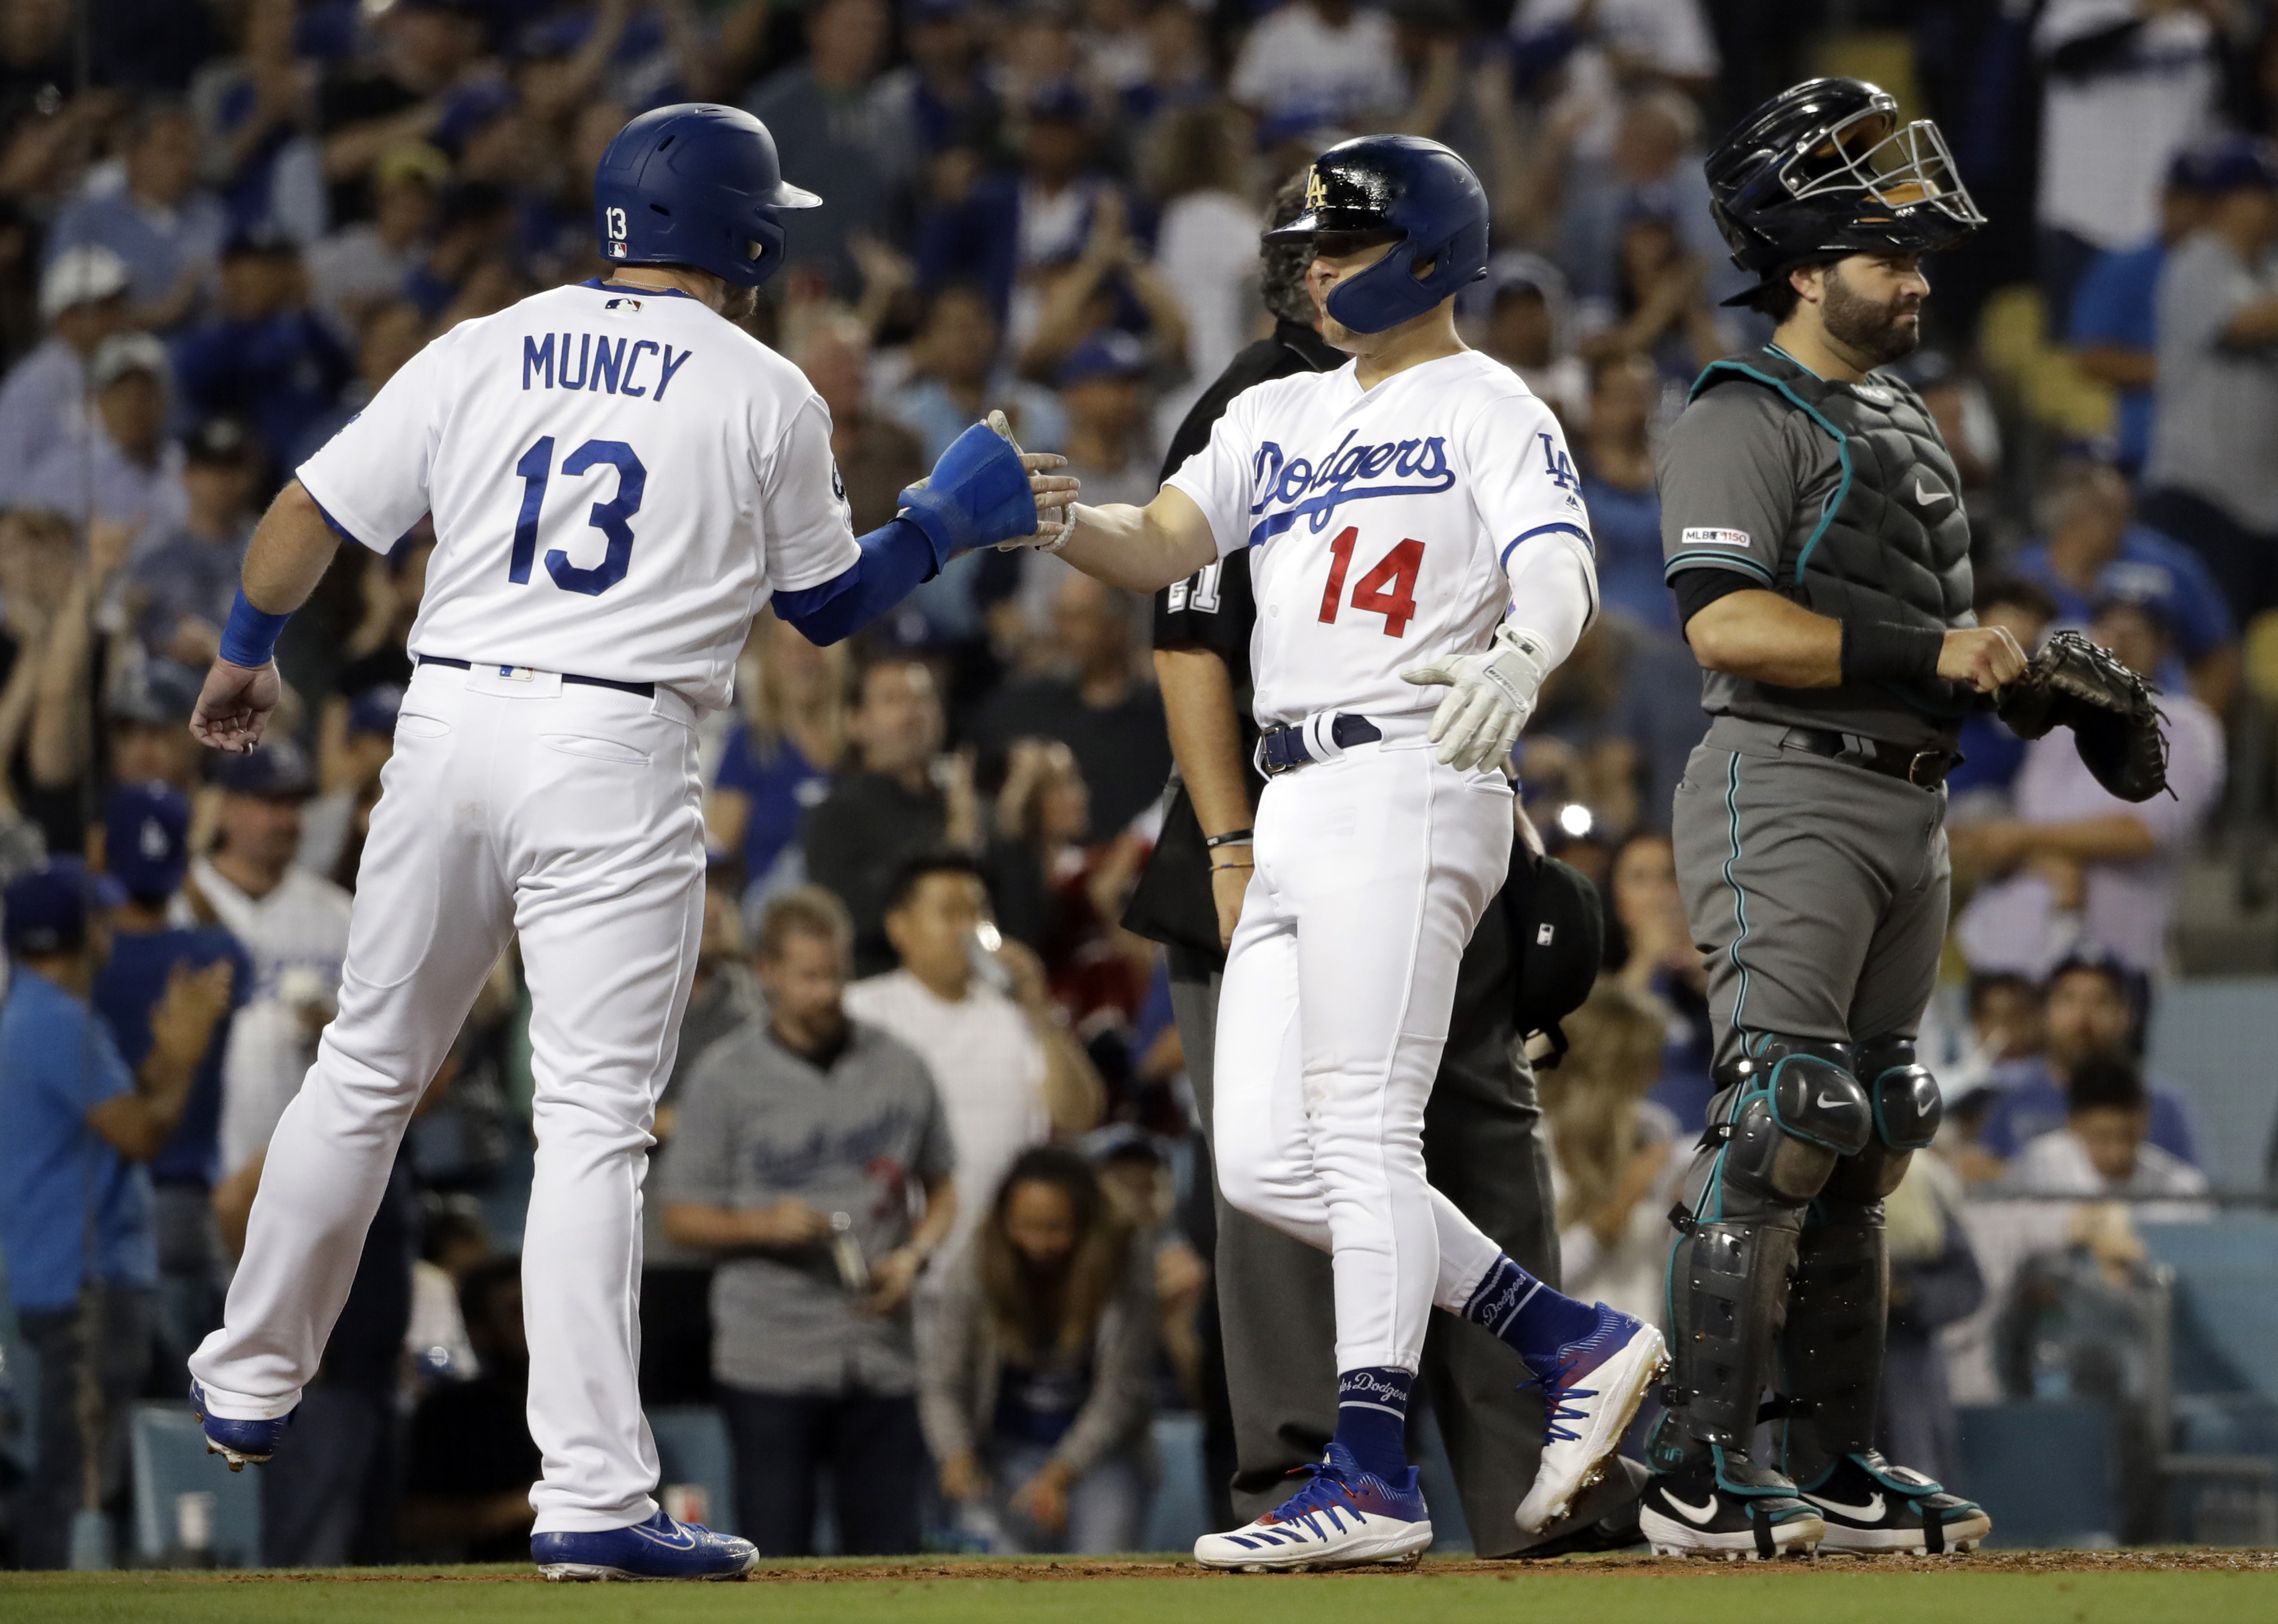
[1777,1037,1943,1488]
[1652,1036,1870,1488]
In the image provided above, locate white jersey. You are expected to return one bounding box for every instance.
[296,280,861,711]
[1165,350,1594,727]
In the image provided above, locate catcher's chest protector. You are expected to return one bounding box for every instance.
[1695,349,1977,718]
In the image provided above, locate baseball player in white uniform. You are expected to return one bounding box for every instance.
[182,105,1059,1582]
[1022,136,1667,1569]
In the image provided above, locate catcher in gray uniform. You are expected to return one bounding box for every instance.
[1636,77,2020,1561]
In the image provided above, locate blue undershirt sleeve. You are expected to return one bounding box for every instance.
[769,516,940,647]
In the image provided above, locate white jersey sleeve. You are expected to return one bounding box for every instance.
[762,395,862,592]
[296,333,453,551]
[1459,385,1595,579]
[1163,387,1261,562]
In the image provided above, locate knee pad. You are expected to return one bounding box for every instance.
[1706,1037,1873,1209]
[1855,1036,1943,1152]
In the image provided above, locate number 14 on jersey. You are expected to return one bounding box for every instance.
[1318,527,1422,637]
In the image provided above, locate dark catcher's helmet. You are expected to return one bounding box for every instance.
[593,103,821,290]
[1265,134,1489,333]
[1707,77,1983,303]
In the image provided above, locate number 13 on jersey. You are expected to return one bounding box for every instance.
[1317,527,1424,637]
[509,435,648,597]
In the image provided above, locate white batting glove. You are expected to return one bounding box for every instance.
[1401,622,1554,772]
[985,410,1076,553]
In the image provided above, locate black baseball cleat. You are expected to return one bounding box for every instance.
[1639,1471,1824,1561]
[1799,1451,1990,1556]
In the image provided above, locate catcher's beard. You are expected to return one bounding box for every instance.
[1820,263,1922,367]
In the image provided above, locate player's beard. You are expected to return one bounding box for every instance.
[1820,263,1922,367]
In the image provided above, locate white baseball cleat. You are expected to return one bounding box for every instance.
[1193,1444,1433,1572]
[1512,1305,1668,1534]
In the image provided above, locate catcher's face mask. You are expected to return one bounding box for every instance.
[1781,106,1986,248]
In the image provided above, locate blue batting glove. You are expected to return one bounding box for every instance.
[897,421,1038,570]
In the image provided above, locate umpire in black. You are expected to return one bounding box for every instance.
[1638,80,2017,1560]
[1122,175,1630,1558]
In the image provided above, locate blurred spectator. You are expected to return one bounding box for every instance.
[920,1143,1157,1554]
[1146,106,1257,433]
[405,1193,489,1393]
[187,742,354,1184]
[2010,459,2236,711]
[845,853,1104,1272]
[1946,574,2061,816]
[893,282,1067,464]
[1574,198,1726,385]
[1521,612,1703,843]
[91,783,251,1375]
[47,99,227,333]
[2069,145,2215,475]
[196,0,327,248]
[1470,251,1585,426]
[1953,592,2224,978]
[1601,829,1712,1131]
[172,228,355,472]
[123,415,262,675]
[664,886,957,1558]
[0,858,232,1568]
[2005,1051,2213,1217]
[0,246,130,504]
[1538,980,1683,1326]
[1973,955,2200,1168]
[978,571,1170,835]
[288,300,428,487]
[2032,0,2219,330]
[304,141,447,329]
[869,0,1003,208]
[1522,87,1725,310]
[17,332,190,537]
[314,0,491,218]
[2140,135,2278,622]
[1575,351,1668,633]
[102,658,203,794]
[1506,0,1718,102]
[15,517,136,858]
[793,312,925,536]
[300,681,401,881]
[639,857,763,1407]
[1016,187,1190,387]
[1087,1122,1209,1403]
[803,655,980,976]
[1229,0,1406,130]
[1877,1152,1983,1490]
[747,0,893,294]
[0,509,88,848]
[400,1257,543,1562]
[707,615,848,894]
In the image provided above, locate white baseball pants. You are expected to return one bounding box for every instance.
[190,661,706,1533]
[1212,732,1515,1374]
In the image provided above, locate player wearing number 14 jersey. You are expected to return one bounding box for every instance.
[1020,135,1666,1570]
[181,105,1060,1581]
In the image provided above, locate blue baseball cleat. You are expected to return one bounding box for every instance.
[1512,1303,1669,1534]
[532,1509,758,1581]
[188,1380,291,1471]
[1192,1442,1433,1571]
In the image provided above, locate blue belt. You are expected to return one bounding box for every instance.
[1257,712,1382,775]
[417,655,655,699]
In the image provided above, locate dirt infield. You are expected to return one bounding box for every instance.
[137,1549,2278,1584]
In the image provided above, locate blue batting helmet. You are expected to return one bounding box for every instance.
[1265,135,1489,334]
[592,104,821,289]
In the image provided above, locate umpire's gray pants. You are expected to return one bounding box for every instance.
[1173,889,1559,1556]
[1672,715,1951,1063]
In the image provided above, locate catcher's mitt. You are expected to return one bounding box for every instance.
[1996,629,2170,802]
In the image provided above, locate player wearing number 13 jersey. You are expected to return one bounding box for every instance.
[181,105,1062,1581]
[1023,135,1666,1570]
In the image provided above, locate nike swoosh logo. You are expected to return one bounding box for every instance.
[1815,1093,1848,1108]
[1663,1490,1721,1526]
[1808,1490,1884,1520]
[633,1524,700,1550]
[1912,479,1951,506]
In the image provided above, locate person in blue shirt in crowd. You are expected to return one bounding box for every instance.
[1945,574,2060,807]
[91,782,253,1374]
[1976,954,2199,1169]
[0,860,235,1568]
[2009,458,2237,711]
[2069,144,2217,477]
[170,227,354,472]
[706,615,849,894]
[1575,351,1672,635]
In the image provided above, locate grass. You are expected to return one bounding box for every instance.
[4,1554,2277,1624]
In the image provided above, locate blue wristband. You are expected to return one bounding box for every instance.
[218,588,291,668]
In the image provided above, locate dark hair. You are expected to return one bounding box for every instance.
[883,850,986,917]
[1261,170,1317,327]
[2047,954,2130,1003]
[1744,257,1837,322]
[2066,1051,2147,1114]
[456,1255,522,1338]
[754,883,853,962]
[1974,572,2059,624]
[976,1144,1132,1359]
[1966,969,2040,1018]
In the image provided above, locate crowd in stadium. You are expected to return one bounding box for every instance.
[0,0,2271,1569]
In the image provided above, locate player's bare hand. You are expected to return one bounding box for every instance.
[190,658,282,753]
[1210,860,1250,949]
[1937,625,2028,694]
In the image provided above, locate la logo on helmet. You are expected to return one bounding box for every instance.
[1305,168,1327,211]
